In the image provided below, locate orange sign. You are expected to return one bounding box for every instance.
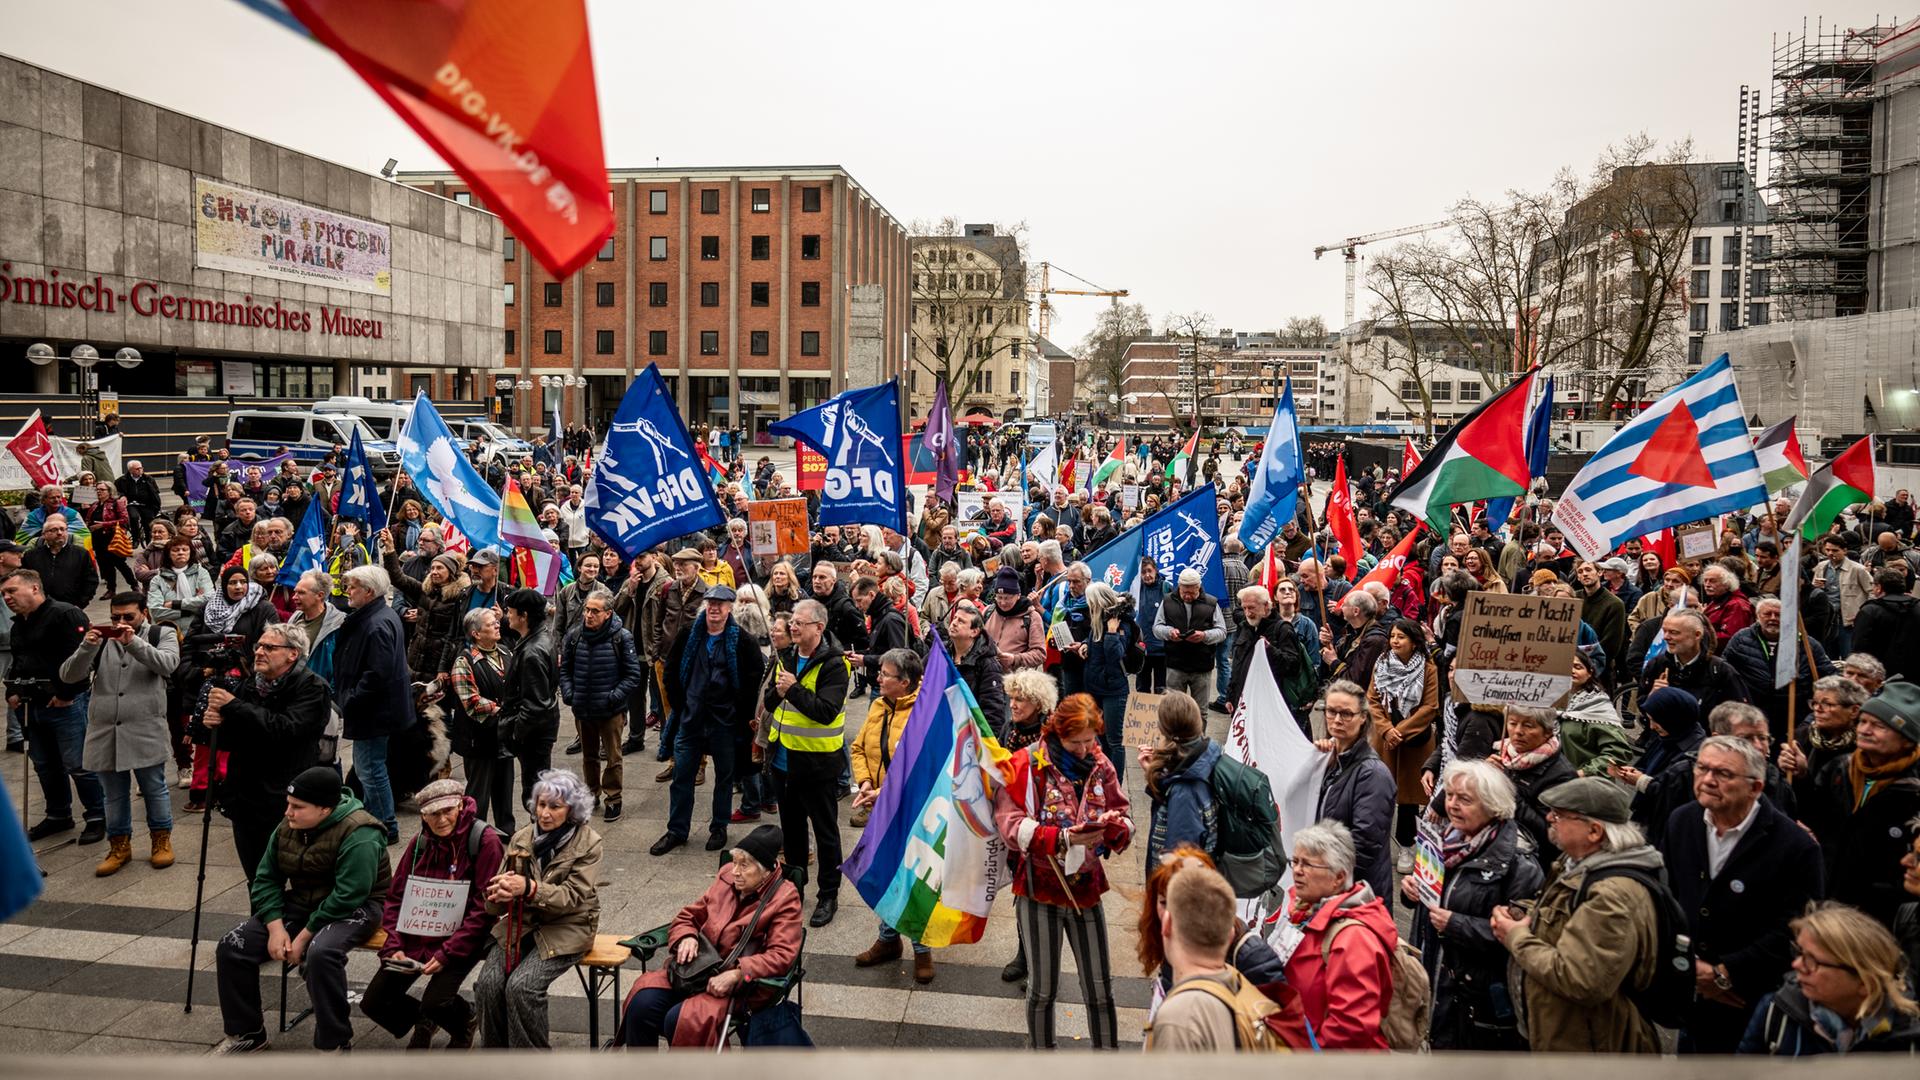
[796,445,826,491]
[749,498,811,556]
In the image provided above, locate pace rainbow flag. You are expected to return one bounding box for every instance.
[841,630,1016,947]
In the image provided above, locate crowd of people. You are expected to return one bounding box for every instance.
[3,421,1917,1056]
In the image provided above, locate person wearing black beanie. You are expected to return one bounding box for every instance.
[734,824,783,873]
[287,765,344,809]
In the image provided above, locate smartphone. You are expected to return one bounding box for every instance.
[88,624,122,635]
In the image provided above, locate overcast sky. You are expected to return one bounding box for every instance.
[3,0,1899,349]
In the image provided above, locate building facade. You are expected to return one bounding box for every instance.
[907,224,1029,420]
[1337,319,1507,430]
[0,54,502,403]
[400,165,908,439]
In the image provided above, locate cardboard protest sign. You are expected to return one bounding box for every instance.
[394,876,472,938]
[1453,590,1580,707]
[1121,483,1141,511]
[748,498,810,556]
[954,490,1024,540]
[795,444,826,491]
[1674,519,1718,560]
[1122,692,1163,753]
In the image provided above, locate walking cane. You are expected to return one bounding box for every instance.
[184,722,220,1013]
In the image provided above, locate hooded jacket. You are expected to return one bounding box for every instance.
[63,622,179,774]
[216,664,332,824]
[850,687,918,791]
[251,789,391,931]
[1851,592,1919,682]
[1739,977,1920,1055]
[379,797,506,965]
[385,549,471,680]
[1145,738,1220,874]
[1416,818,1546,1051]
[1631,687,1706,849]
[1807,749,1920,926]
[985,594,1048,672]
[992,736,1132,909]
[1081,598,1144,700]
[950,632,1009,735]
[1281,881,1399,1050]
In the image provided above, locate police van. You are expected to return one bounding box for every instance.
[226,407,402,475]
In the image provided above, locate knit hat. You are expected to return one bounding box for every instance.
[416,778,465,816]
[1529,568,1560,589]
[1664,565,1693,585]
[993,567,1022,594]
[735,825,784,872]
[432,552,464,580]
[287,766,343,808]
[1862,679,1920,746]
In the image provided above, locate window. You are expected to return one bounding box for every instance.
[701,236,720,260]
[1693,236,1712,264]
[1458,382,1482,403]
[700,330,719,355]
[701,282,720,306]
[649,236,667,260]
[751,188,770,213]
[801,186,821,213]
[596,281,615,306]
[1689,337,1705,365]
[800,282,820,307]
[1721,200,1740,222]
[981,370,993,394]
[232,414,305,443]
[1720,303,1739,331]
[544,282,562,306]
[1750,269,1771,298]
[649,189,668,214]
[1752,235,1772,260]
[596,329,614,354]
[800,331,820,356]
[1748,303,1770,326]
[1430,381,1452,402]
[1719,166,1742,189]
[750,282,769,307]
[504,282,516,305]
[1690,270,1709,298]
[751,235,770,260]
[543,330,563,354]
[1398,379,1420,399]
[454,191,472,206]
[649,330,667,355]
[801,235,820,260]
[504,236,516,261]
[597,237,615,261]
[1721,269,1739,298]
[1009,371,1020,395]
[504,329,515,355]
[1689,303,1708,332]
[700,189,719,214]
[649,281,668,306]
[1723,235,1741,265]
[750,330,769,355]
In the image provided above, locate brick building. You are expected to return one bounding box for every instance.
[399,166,908,440]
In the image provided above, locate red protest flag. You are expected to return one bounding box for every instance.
[1401,437,1421,477]
[7,410,61,489]
[1344,524,1424,608]
[282,0,614,277]
[1326,455,1364,581]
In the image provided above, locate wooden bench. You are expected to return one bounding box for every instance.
[278,928,387,1033]
[573,933,633,1049]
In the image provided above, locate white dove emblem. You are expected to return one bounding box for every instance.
[423,437,498,516]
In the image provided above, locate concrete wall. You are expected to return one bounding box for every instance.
[0,53,502,383]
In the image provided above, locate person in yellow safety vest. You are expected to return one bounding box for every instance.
[762,596,852,930]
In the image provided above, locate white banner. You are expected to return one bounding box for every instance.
[1223,644,1330,911]
[954,489,1024,542]
[0,433,124,491]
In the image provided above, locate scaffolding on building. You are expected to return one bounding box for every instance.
[1766,18,1899,319]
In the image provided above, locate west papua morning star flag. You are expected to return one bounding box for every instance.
[6,410,61,490]
[1238,378,1303,554]
[584,364,724,561]
[1552,355,1767,562]
[770,380,907,534]
[927,378,960,504]
[396,392,503,554]
[265,0,614,277]
[338,428,389,535]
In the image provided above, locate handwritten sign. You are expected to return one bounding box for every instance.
[1410,816,1445,906]
[1121,484,1142,511]
[1122,691,1164,752]
[748,498,811,556]
[1675,519,1718,560]
[1452,590,1579,707]
[393,875,472,938]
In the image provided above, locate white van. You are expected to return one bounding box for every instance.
[313,395,414,441]
[226,408,402,475]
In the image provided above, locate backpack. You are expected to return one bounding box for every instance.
[1322,918,1432,1051]
[1572,863,1696,1030]
[1206,755,1287,898]
[1150,969,1306,1052]
[410,820,500,868]
[1272,620,1320,707]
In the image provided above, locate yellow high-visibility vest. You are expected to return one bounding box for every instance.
[768,654,850,753]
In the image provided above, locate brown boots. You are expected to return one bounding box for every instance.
[95,831,175,876]
[853,937,901,967]
[95,836,133,877]
[150,829,175,868]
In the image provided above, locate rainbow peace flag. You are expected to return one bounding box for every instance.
[842,630,1015,947]
[500,476,554,554]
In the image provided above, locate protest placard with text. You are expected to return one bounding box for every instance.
[1453,590,1580,707]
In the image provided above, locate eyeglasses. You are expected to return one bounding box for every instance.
[254,642,295,652]
[109,612,140,623]
[1792,944,1857,976]
[1691,763,1752,783]
[1544,810,1588,824]
[1293,858,1333,874]
[1324,707,1361,720]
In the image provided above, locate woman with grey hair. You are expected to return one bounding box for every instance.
[1495,703,1576,859]
[450,606,515,832]
[1279,820,1399,1049]
[1401,759,1544,1050]
[475,768,604,1049]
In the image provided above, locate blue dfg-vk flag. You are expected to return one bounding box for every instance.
[1081,483,1227,605]
[276,493,330,587]
[1238,378,1303,553]
[584,364,724,559]
[397,393,503,554]
[339,427,389,535]
[771,380,907,533]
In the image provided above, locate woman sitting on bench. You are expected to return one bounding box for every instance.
[622,825,802,1048]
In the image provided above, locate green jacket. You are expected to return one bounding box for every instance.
[250,789,391,934]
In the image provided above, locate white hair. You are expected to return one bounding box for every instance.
[257,621,310,660]
[342,564,390,595]
[1701,565,1740,591]
[1293,820,1356,884]
[1237,584,1272,608]
[529,768,595,823]
[1438,759,1518,820]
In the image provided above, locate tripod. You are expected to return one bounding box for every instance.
[183,724,220,1013]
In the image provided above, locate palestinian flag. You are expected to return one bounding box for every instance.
[1388,369,1537,535]
[1783,435,1875,540]
[1753,416,1809,495]
[1092,437,1126,487]
[1166,429,1199,482]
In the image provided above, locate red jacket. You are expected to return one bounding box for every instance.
[1702,592,1754,650]
[378,798,505,966]
[630,865,803,1047]
[992,738,1131,908]
[1280,882,1397,1050]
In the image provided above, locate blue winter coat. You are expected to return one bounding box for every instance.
[335,599,416,740]
[558,617,643,721]
[1082,608,1144,700]
[1137,578,1169,656]
[1146,740,1220,874]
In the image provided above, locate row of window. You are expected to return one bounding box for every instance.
[1689,302,1771,331]
[906,369,1022,394]
[506,329,822,358]
[649,186,823,216]
[511,281,823,308]
[1691,234,1773,265]
[560,234,828,263]
[1690,269,1772,300]
[1396,380,1485,403]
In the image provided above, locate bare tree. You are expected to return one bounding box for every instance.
[1076,300,1153,401]
[1278,315,1328,347]
[907,218,1030,416]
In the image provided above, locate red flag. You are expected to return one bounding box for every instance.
[1326,456,1363,581]
[1258,543,1282,592]
[282,0,614,277]
[1402,437,1422,477]
[1342,524,1425,609]
[7,410,60,489]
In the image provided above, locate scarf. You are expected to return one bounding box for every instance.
[1372,648,1426,719]
[1045,733,1092,787]
[251,663,297,698]
[1847,743,1920,810]
[1441,821,1497,869]
[1496,735,1562,773]
[1809,725,1855,753]
[530,821,576,873]
[203,581,262,635]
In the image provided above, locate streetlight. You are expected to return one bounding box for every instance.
[515,378,533,438]
[28,342,140,439]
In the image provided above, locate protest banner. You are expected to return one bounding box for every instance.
[748,498,811,556]
[1674,519,1718,560]
[1411,816,1445,906]
[1121,483,1141,511]
[795,444,826,491]
[393,877,472,937]
[954,489,1024,539]
[1453,589,1580,708]
[1122,692,1162,753]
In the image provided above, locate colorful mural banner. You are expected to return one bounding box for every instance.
[193,177,392,295]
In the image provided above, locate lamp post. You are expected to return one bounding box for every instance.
[515,378,533,438]
[539,374,580,438]
[27,342,141,440]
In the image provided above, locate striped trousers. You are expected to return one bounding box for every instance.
[1016,894,1118,1050]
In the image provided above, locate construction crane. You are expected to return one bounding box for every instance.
[1028,261,1128,341]
[1313,221,1452,331]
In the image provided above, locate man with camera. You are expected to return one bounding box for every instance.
[203,622,334,875]
[4,568,100,844]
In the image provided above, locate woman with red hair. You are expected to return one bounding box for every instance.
[993,692,1132,1049]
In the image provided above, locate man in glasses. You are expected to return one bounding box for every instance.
[202,622,334,874]
[59,592,181,876]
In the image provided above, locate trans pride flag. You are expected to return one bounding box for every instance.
[841,631,1016,947]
